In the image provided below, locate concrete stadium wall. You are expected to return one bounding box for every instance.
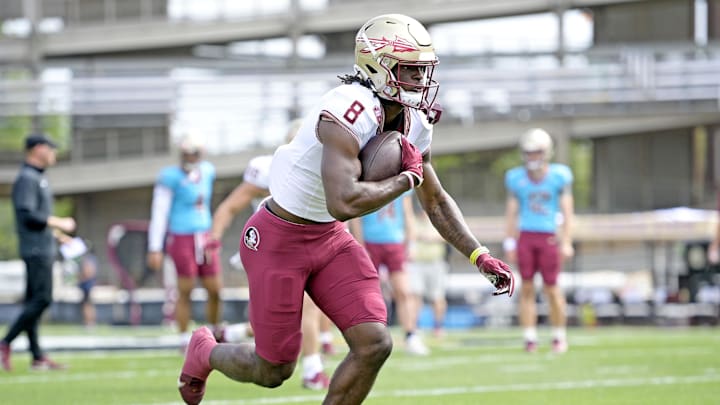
[594,128,694,212]
[711,0,720,40]
[593,0,694,44]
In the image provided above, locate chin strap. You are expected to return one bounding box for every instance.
[424,102,443,125]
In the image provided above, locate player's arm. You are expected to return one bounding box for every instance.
[146,183,172,271]
[318,118,414,221]
[211,182,268,241]
[414,155,480,257]
[504,194,519,241]
[47,216,77,233]
[503,194,519,262]
[558,185,575,259]
[347,217,364,245]
[53,229,71,244]
[415,153,514,296]
[402,195,416,248]
[14,176,75,233]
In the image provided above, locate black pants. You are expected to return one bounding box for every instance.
[2,255,54,360]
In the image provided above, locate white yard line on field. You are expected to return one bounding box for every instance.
[2,345,711,385]
[133,372,720,405]
[0,369,173,384]
[392,345,715,372]
[593,365,649,375]
[496,363,547,373]
[4,366,717,404]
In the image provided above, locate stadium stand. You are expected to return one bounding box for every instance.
[0,0,719,329]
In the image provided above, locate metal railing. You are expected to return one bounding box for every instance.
[0,47,718,161]
[2,52,718,113]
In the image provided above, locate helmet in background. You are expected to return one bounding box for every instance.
[178,133,205,155]
[177,133,205,172]
[519,128,553,170]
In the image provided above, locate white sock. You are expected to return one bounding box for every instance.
[302,353,324,379]
[180,331,191,346]
[224,323,249,343]
[523,328,538,342]
[320,331,333,344]
[552,327,566,342]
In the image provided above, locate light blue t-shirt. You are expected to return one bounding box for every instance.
[157,161,215,234]
[361,197,406,244]
[505,163,573,233]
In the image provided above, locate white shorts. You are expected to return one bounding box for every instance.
[408,260,448,301]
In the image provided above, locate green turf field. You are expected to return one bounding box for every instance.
[1,326,718,404]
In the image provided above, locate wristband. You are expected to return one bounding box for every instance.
[400,171,415,190]
[469,246,490,266]
[502,237,517,252]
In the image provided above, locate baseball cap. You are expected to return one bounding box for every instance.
[25,134,57,150]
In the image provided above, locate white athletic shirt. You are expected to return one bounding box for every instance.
[243,154,273,211]
[269,82,433,223]
[244,155,273,190]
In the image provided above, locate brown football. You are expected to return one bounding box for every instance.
[359,130,403,181]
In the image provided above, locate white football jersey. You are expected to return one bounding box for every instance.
[269,82,433,223]
[243,155,273,190]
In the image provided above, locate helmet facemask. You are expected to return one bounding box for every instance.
[382,55,438,109]
[522,150,547,171]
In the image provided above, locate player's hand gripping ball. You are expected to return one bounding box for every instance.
[359,130,403,181]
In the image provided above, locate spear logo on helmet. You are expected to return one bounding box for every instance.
[359,35,419,54]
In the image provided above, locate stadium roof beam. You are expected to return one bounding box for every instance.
[0,0,650,58]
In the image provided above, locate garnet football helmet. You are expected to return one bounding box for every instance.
[354,14,439,110]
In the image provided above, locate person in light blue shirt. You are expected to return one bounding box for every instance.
[146,134,222,349]
[350,194,430,356]
[504,128,574,354]
[359,197,407,244]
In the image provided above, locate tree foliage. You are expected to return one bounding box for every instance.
[0,199,18,259]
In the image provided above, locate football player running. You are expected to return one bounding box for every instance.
[204,120,333,390]
[503,128,574,354]
[178,14,514,405]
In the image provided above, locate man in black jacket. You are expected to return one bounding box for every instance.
[1,134,76,371]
